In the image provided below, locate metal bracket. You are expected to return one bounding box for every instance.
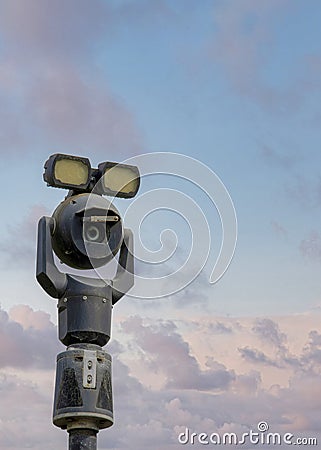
[83,350,97,389]
[82,216,119,222]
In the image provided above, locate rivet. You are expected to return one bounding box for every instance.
[63,298,68,303]
[102,298,107,303]
[83,296,87,300]
[87,375,92,383]
[87,360,93,369]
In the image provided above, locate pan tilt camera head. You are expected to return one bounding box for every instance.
[36,153,140,446]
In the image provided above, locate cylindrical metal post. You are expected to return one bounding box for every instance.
[53,345,113,431]
[69,429,97,450]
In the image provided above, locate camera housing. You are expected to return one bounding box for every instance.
[51,193,123,270]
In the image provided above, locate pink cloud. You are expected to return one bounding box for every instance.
[0,371,64,450]
[0,305,59,370]
[0,0,111,62]
[1,305,321,448]
[9,304,54,331]
[0,0,172,64]
[0,0,149,158]
[27,65,143,158]
[120,315,235,391]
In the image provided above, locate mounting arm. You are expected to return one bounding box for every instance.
[36,216,68,298]
[112,228,134,304]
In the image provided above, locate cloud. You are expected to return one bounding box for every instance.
[300,230,321,262]
[9,304,54,331]
[238,346,281,367]
[0,305,59,370]
[231,370,261,396]
[26,65,143,157]
[2,305,321,448]
[252,318,287,349]
[0,371,64,450]
[120,315,235,391]
[271,220,288,238]
[208,321,233,334]
[260,145,297,170]
[301,330,321,371]
[238,319,302,370]
[0,0,111,62]
[0,0,172,63]
[285,175,321,210]
[0,0,148,158]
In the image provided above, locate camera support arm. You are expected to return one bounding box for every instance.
[36,216,67,298]
[112,228,134,304]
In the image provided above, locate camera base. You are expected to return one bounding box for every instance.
[53,344,113,434]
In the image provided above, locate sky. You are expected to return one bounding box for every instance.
[1,0,321,448]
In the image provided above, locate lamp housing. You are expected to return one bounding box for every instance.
[43,153,140,199]
[43,153,91,191]
[97,161,140,198]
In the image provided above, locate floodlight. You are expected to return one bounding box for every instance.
[98,161,140,198]
[43,153,140,199]
[43,153,91,190]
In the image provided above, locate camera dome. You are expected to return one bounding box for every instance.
[51,193,123,269]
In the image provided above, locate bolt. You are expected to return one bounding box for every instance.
[87,360,93,369]
[87,374,92,383]
[83,296,87,300]
[63,298,68,303]
[102,298,107,303]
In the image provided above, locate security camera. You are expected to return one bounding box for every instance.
[51,193,123,270]
[36,153,139,443]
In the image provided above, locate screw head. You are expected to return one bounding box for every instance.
[83,296,87,300]
[87,374,92,383]
[87,360,93,369]
[63,298,68,303]
[102,298,107,303]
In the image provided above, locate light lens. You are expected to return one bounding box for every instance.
[103,166,138,194]
[98,162,140,198]
[55,159,89,186]
[44,153,91,190]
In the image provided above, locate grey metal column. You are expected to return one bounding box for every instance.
[69,429,97,450]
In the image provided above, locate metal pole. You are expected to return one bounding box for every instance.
[69,429,97,450]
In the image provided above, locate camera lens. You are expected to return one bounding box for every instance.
[84,224,106,243]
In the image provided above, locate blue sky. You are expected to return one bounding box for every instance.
[1,1,321,449]
[1,0,321,316]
